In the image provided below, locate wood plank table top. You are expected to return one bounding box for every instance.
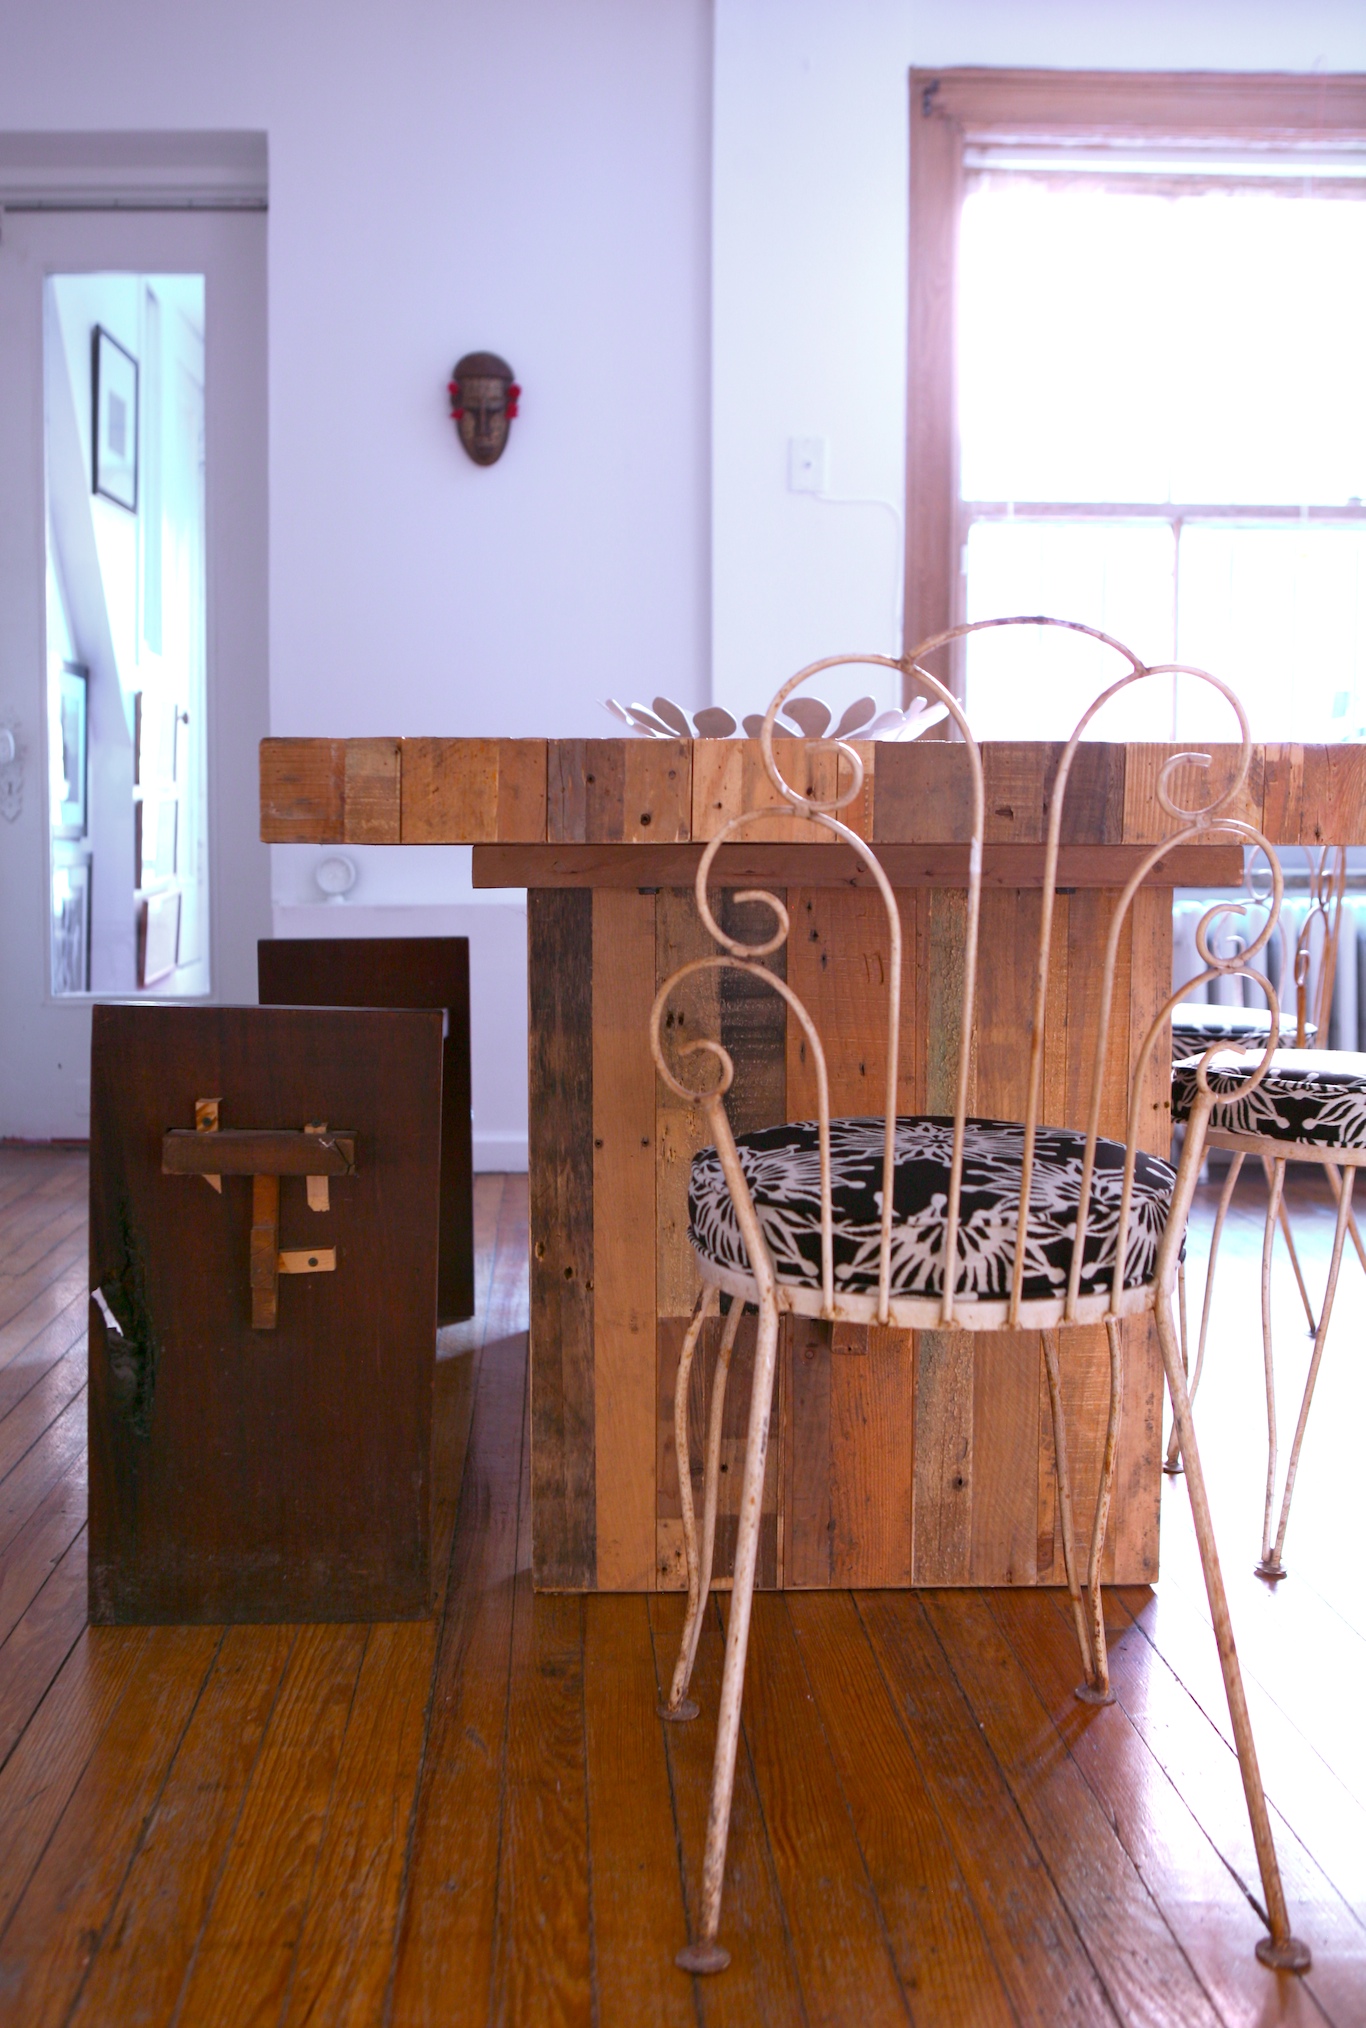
[260,735,1366,849]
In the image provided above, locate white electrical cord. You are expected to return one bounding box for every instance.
[802,490,905,657]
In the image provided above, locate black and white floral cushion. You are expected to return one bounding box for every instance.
[689,1115,1176,1305]
[1172,1049,1366,1150]
[1170,1002,1308,1057]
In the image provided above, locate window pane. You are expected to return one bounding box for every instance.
[960,184,1366,507]
[964,519,1176,738]
[1176,524,1366,742]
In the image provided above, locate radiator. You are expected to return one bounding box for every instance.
[1173,897,1366,1051]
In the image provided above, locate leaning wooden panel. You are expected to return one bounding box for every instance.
[88,1004,442,1623]
[257,936,475,1324]
[527,889,596,1590]
[591,888,658,1591]
[259,739,345,843]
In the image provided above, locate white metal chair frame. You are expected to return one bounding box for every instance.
[1171,843,1366,1580]
[650,615,1310,1979]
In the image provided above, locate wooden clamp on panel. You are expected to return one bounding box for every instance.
[162,1106,354,1330]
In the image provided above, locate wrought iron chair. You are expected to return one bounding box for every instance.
[1170,843,1366,1578]
[1167,870,1326,1395]
[651,615,1309,1979]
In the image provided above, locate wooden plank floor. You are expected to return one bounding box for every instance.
[0,1145,1362,2025]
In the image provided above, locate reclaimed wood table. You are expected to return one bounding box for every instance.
[261,733,1366,1594]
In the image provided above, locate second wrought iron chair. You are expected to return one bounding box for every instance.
[1170,843,1366,1578]
[651,615,1309,1980]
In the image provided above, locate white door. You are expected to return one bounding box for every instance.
[0,206,268,1139]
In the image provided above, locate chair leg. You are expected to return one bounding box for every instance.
[1079,1317,1125,1704]
[1042,1329,1109,1701]
[1166,1152,1243,1474]
[663,1293,742,1718]
[676,1293,781,1976]
[1171,1258,1189,1447]
[1264,1155,1318,1336]
[1153,1295,1311,1972]
[1258,1161,1288,1579]
[660,1286,719,1722]
[1260,1167,1355,1582]
[1322,1161,1366,1277]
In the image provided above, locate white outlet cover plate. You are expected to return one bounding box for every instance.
[788,436,827,493]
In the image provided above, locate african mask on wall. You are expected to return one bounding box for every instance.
[448,351,520,466]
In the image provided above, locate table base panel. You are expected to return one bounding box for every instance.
[529,883,1170,1593]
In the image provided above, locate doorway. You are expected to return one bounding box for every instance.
[0,199,268,1139]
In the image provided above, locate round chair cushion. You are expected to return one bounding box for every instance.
[1169,1002,1309,1057]
[1172,1049,1366,1150]
[688,1115,1177,1306]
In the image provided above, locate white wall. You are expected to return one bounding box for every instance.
[0,0,712,1167]
[9,2,1364,1161]
[713,0,1366,718]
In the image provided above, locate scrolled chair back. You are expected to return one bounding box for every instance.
[650,615,1285,1332]
[1284,843,1347,1046]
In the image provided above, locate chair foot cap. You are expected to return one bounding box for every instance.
[1256,1934,1312,1973]
[1162,1459,1184,1477]
[677,1941,731,1975]
[1255,1559,1288,1584]
[658,1697,699,1722]
[1075,1682,1115,1706]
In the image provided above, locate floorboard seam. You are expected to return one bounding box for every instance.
[852,1592,1026,2028]
[917,1594,1127,2027]
[784,1592,915,2025]
[0,1528,89,1783]
[984,1587,1232,2028]
[60,1627,228,2028]
[164,1627,302,2028]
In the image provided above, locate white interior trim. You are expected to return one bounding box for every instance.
[0,130,268,211]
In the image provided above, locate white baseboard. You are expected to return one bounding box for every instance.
[473,1131,528,1173]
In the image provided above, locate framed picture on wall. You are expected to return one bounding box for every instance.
[92,325,138,511]
[51,855,92,996]
[53,662,88,839]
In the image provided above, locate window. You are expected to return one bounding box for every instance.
[906,69,1366,736]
